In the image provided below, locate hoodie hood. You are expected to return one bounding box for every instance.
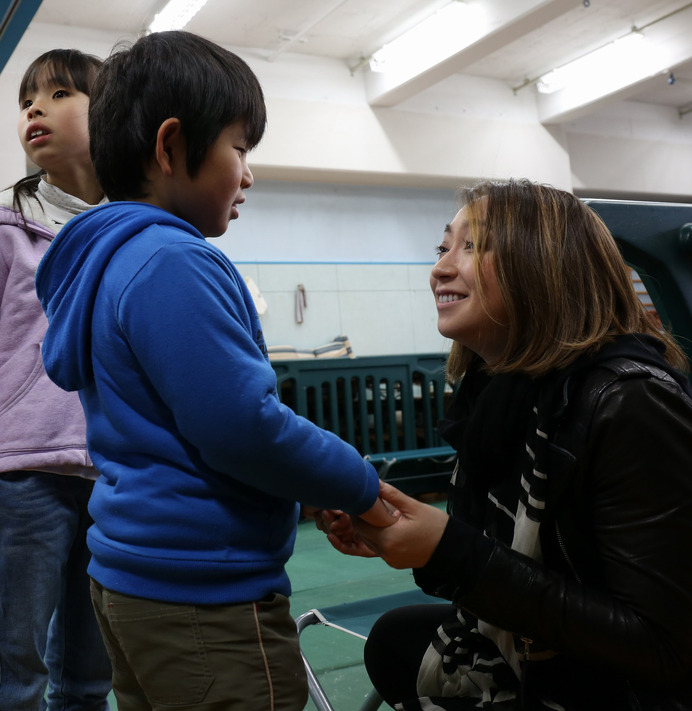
[36,202,202,391]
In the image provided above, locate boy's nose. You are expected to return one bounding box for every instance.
[27,105,44,119]
[242,165,254,190]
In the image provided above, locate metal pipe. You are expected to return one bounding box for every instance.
[267,0,349,62]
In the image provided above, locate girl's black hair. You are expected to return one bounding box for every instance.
[88,31,267,201]
[11,48,102,226]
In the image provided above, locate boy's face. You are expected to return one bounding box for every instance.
[172,121,253,237]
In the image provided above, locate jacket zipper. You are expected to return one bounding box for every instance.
[520,636,533,658]
[555,521,582,583]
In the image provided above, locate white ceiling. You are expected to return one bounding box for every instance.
[28,0,692,120]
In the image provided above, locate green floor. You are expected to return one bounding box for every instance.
[288,517,419,710]
[106,501,445,710]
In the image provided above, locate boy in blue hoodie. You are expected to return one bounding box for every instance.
[36,31,394,711]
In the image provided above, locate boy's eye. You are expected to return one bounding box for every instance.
[21,99,32,109]
[53,89,69,99]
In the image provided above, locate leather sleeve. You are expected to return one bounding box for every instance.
[413,515,495,598]
[454,373,692,687]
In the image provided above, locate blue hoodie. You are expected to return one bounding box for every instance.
[36,202,379,604]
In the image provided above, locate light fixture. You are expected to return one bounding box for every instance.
[369,1,471,75]
[536,32,650,94]
[148,0,208,33]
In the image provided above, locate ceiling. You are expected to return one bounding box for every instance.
[8,0,692,121]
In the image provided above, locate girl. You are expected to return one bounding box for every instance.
[0,49,111,709]
[321,179,692,710]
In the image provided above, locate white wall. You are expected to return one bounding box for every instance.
[565,101,692,201]
[2,22,691,355]
[215,181,456,355]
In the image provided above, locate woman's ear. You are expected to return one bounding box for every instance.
[154,117,184,177]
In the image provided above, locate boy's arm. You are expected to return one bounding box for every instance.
[119,242,381,515]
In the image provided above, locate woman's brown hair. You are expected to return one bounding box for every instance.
[445,179,688,380]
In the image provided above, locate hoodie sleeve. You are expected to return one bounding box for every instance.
[114,238,379,514]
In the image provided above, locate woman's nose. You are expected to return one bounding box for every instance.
[431,253,455,280]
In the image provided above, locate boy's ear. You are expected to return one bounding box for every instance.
[154,118,185,176]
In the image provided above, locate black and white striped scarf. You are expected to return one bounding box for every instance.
[405,373,560,710]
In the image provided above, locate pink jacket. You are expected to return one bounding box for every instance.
[0,200,95,477]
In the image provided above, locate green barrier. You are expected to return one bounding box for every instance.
[585,199,692,376]
[271,353,456,491]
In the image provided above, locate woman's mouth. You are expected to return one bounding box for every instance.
[437,293,464,303]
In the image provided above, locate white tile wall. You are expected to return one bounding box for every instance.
[239,262,450,356]
[217,181,456,356]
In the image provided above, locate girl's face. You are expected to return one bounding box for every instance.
[430,204,509,365]
[17,73,91,176]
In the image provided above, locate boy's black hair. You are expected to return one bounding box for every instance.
[89,31,267,201]
[13,48,102,221]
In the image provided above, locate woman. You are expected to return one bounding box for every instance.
[321,179,692,710]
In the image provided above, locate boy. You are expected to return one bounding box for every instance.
[36,31,393,711]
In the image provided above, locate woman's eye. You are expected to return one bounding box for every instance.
[464,240,474,251]
[435,244,448,258]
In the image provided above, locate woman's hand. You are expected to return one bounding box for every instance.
[314,491,400,557]
[351,481,449,569]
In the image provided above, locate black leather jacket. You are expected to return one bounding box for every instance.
[420,359,692,710]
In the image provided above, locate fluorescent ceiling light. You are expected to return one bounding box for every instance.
[148,0,208,33]
[370,1,471,75]
[536,33,651,94]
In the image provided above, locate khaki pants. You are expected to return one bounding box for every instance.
[90,579,308,710]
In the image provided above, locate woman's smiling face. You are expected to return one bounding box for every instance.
[430,204,509,365]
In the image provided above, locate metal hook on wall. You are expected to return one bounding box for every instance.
[296,284,308,324]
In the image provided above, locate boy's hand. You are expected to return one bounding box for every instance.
[301,505,322,520]
[313,509,347,536]
[313,509,378,557]
[357,495,400,528]
[312,493,400,558]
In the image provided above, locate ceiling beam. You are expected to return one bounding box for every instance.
[0,0,43,73]
[538,5,692,124]
[365,0,576,108]
[267,0,348,62]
